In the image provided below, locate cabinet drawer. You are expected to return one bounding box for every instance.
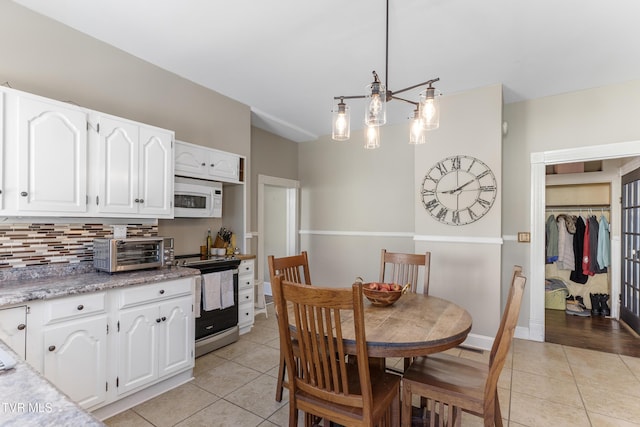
[238,287,252,305]
[119,278,192,309]
[238,302,254,326]
[44,292,106,324]
[239,259,254,276]
[238,275,253,290]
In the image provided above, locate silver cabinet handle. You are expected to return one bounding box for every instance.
[21,191,28,197]
[48,345,56,352]
[77,304,84,311]
[139,198,144,203]
[17,324,26,331]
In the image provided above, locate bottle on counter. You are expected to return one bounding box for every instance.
[206,229,213,255]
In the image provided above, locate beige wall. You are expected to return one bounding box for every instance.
[0,1,251,256]
[299,85,504,343]
[250,127,299,229]
[503,79,640,329]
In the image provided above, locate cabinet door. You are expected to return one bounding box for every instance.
[207,149,240,182]
[117,304,159,395]
[43,315,108,409]
[96,116,139,214]
[17,95,87,213]
[158,295,193,378]
[138,127,173,217]
[174,140,208,178]
[0,306,27,359]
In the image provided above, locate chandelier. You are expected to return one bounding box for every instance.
[331,0,441,149]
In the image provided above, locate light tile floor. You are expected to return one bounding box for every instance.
[105,303,640,426]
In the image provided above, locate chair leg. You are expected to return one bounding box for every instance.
[401,381,412,427]
[391,386,401,427]
[275,352,286,402]
[494,391,503,427]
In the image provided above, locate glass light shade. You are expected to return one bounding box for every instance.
[419,87,441,130]
[365,81,386,126]
[364,125,380,149]
[409,111,427,144]
[332,102,350,141]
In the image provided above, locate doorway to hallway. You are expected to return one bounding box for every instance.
[257,175,300,297]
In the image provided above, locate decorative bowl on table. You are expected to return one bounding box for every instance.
[361,282,407,307]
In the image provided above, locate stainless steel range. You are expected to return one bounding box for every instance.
[175,254,242,357]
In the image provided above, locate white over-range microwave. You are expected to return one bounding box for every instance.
[174,176,222,218]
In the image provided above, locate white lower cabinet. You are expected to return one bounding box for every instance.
[238,258,255,334]
[26,277,195,413]
[0,305,27,359]
[43,315,108,409]
[117,294,193,395]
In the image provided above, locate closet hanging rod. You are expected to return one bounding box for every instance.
[546,204,610,210]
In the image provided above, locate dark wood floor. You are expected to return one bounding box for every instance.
[545,309,640,357]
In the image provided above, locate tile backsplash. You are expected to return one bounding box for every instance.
[0,223,158,269]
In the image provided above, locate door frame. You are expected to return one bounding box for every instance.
[529,140,640,342]
[257,174,300,295]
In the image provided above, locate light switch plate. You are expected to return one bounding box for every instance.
[517,232,531,243]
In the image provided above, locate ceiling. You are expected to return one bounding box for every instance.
[13,0,640,143]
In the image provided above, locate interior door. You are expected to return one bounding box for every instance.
[621,167,640,334]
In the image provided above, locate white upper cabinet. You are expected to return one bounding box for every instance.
[95,116,138,215]
[138,126,173,217]
[94,116,173,218]
[0,85,174,219]
[16,94,88,213]
[175,140,241,183]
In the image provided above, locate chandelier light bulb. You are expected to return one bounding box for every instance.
[364,125,380,149]
[419,86,441,130]
[332,100,350,141]
[365,72,386,126]
[409,109,427,145]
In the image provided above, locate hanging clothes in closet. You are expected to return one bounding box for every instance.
[545,210,610,284]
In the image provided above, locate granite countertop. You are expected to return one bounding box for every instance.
[0,341,104,427]
[0,263,199,307]
[0,263,200,424]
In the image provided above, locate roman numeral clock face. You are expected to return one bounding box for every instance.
[421,155,497,226]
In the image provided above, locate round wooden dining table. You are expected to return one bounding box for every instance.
[339,292,473,358]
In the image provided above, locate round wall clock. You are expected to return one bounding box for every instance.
[420,155,497,225]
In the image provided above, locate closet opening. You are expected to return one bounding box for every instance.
[543,175,640,356]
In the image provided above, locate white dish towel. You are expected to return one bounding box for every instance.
[221,270,235,309]
[202,272,222,311]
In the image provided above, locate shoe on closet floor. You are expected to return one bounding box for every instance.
[566,295,590,317]
[589,293,603,316]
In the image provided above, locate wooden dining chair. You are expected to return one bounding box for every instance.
[380,249,431,295]
[380,248,431,371]
[400,266,526,427]
[272,275,401,427]
[267,252,312,402]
